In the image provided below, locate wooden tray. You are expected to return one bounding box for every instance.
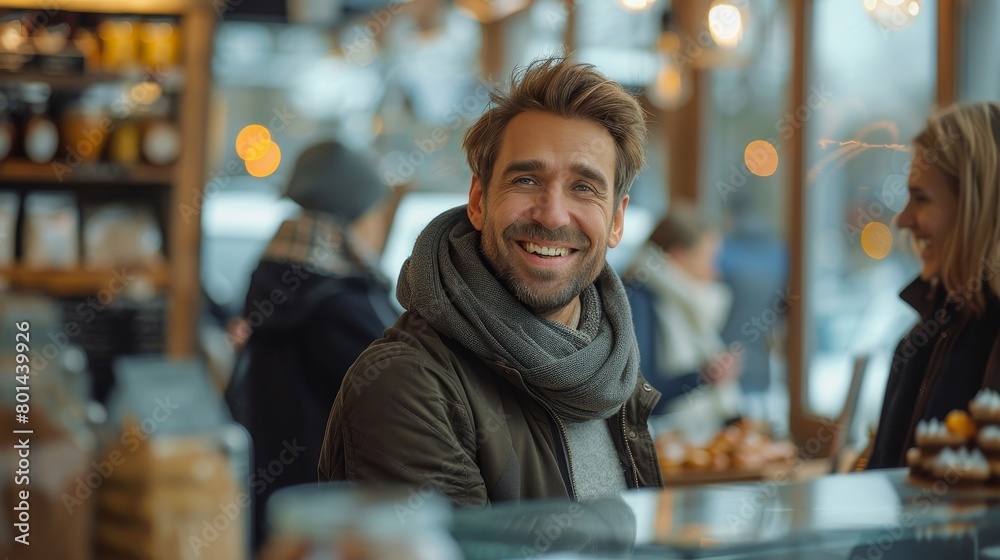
[661,459,821,487]
[905,472,1000,499]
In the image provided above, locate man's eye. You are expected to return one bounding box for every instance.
[574,184,594,193]
[515,177,537,185]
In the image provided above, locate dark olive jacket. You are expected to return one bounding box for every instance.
[318,311,664,505]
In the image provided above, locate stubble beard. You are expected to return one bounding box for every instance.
[480,219,606,316]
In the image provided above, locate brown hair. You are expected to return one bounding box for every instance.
[648,202,712,253]
[462,57,647,206]
[913,102,1000,317]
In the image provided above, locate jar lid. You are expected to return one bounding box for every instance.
[267,483,453,542]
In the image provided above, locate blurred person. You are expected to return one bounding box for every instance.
[718,192,790,433]
[319,58,664,505]
[225,140,403,547]
[624,207,743,435]
[865,102,1000,469]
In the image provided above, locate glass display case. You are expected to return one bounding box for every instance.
[451,469,1000,559]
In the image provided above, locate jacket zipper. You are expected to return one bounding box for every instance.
[899,330,951,465]
[529,394,578,501]
[620,403,639,487]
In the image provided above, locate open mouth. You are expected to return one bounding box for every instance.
[518,241,574,259]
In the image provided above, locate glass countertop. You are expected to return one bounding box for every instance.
[451,469,1000,559]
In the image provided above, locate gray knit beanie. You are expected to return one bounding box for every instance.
[284,141,389,221]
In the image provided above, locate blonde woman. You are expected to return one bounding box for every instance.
[866,102,1000,469]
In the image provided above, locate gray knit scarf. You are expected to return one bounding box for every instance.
[396,206,639,422]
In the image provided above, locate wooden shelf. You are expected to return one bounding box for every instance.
[0,68,184,92]
[0,0,214,358]
[0,266,169,296]
[0,160,175,185]
[0,0,198,15]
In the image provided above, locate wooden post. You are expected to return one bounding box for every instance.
[481,20,505,80]
[784,0,835,455]
[936,0,958,107]
[168,2,214,357]
[663,0,702,206]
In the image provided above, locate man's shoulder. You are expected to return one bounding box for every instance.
[339,311,469,399]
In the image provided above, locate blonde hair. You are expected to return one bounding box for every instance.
[462,57,647,206]
[913,102,1000,316]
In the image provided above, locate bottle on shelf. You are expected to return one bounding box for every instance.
[21,83,59,164]
[61,97,110,165]
[0,92,15,162]
[97,19,140,74]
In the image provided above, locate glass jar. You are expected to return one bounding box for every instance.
[0,336,97,560]
[266,484,462,560]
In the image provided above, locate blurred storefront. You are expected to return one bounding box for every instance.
[3,0,1000,558]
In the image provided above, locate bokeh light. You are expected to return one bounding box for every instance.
[618,0,656,12]
[861,222,893,259]
[708,1,742,48]
[245,141,281,177]
[744,140,779,177]
[864,0,921,31]
[130,82,162,105]
[236,124,271,161]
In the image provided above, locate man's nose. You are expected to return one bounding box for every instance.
[531,186,572,230]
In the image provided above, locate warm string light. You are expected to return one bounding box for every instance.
[707,1,743,49]
[618,0,657,13]
[816,139,909,151]
[864,0,921,31]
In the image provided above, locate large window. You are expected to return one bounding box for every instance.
[699,0,793,433]
[803,0,933,439]
[960,0,1000,103]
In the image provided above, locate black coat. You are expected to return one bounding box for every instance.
[866,278,1000,470]
[226,258,397,547]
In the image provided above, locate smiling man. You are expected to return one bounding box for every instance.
[318,58,664,505]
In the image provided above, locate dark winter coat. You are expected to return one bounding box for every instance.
[866,278,1000,469]
[318,311,664,505]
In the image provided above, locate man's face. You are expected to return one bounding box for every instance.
[468,111,628,316]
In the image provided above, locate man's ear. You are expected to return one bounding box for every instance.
[608,194,629,248]
[468,176,485,231]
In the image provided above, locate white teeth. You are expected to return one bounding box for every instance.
[916,238,931,250]
[524,242,569,257]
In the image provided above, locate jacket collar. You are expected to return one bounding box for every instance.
[899,277,945,320]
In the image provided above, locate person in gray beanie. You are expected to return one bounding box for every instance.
[226,140,404,551]
[284,141,390,221]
